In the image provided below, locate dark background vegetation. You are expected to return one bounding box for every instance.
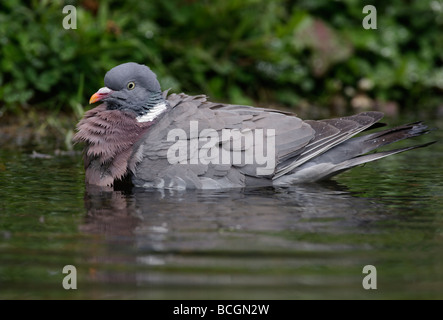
[0,0,442,148]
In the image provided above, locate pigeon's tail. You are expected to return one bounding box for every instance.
[274,122,436,185]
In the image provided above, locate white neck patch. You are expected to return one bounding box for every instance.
[136,102,167,123]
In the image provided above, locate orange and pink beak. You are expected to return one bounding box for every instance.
[89,87,114,104]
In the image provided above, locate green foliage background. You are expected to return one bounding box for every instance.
[0,0,442,117]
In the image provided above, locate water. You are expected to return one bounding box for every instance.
[1,120,442,299]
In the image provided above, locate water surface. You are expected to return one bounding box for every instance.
[1,119,442,299]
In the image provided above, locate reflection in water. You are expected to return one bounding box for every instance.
[78,183,391,297]
[81,182,385,245]
[81,185,139,237]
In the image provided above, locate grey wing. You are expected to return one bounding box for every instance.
[273,111,385,180]
[129,93,315,189]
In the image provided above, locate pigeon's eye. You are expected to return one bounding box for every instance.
[127,82,135,90]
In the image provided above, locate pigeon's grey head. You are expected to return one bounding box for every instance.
[89,62,164,116]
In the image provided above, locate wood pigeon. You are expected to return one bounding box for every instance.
[74,62,434,189]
